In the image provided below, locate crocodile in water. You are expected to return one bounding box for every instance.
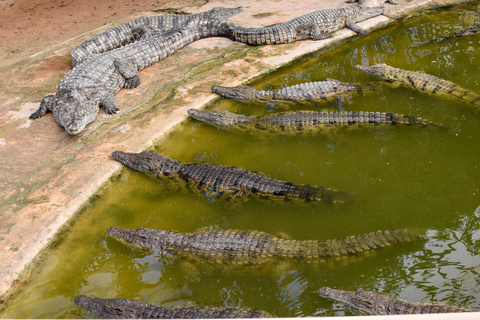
[354,63,480,105]
[74,296,273,318]
[318,287,475,314]
[188,109,433,132]
[111,150,345,202]
[211,79,375,102]
[71,7,244,66]
[431,23,480,43]
[29,18,240,135]
[108,227,416,265]
[224,6,386,44]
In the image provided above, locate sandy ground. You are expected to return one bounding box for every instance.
[0,0,175,69]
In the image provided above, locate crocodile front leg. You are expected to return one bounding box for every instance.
[30,94,56,119]
[101,93,120,114]
[113,58,141,89]
[346,19,367,36]
[131,26,153,41]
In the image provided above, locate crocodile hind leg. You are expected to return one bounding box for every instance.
[30,94,56,119]
[311,24,334,40]
[113,58,141,89]
[131,26,153,41]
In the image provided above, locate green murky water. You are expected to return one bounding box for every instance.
[2,3,480,318]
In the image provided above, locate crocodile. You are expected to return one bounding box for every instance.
[318,287,475,314]
[111,150,343,203]
[345,0,397,9]
[224,6,386,44]
[211,79,376,102]
[107,227,416,265]
[187,109,433,132]
[71,7,245,66]
[29,19,238,135]
[74,296,273,318]
[432,23,480,43]
[354,63,480,105]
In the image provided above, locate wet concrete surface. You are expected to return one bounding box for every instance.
[0,0,473,302]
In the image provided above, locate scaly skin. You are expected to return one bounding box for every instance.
[111,150,345,203]
[345,0,397,9]
[71,7,245,66]
[29,19,236,135]
[107,227,416,265]
[318,287,475,314]
[188,109,433,132]
[432,23,480,43]
[224,7,386,44]
[211,79,376,102]
[354,63,480,105]
[74,296,273,318]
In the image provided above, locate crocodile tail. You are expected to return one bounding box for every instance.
[451,88,480,105]
[281,184,348,203]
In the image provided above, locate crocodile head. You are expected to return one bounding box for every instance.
[318,287,387,315]
[112,150,180,175]
[354,63,392,80]
[74,296,142,318]
[353,6,386,22]
[188,109,236,126]
[208,6,245,20]
[107,227,169,253]
[52,88,99,135]
[212,85,257,100]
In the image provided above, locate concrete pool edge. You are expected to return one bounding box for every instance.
[0,0,475,309]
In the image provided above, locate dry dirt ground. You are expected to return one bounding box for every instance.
[0,0,173,69]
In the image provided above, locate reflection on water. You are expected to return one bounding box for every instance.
[1,2,480,318]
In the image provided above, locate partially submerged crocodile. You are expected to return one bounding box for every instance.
[188,109,432,132]
[108,227,416,265]
[354,63,480,105]
[224,7,385,44]
[71,7,244,66]
[346,0,397,9]
[432,23,480,43]
[211,79,375,102]
[111,150,344,203]
[29,18,240,135]
[318,287,475,314]
[75,296,273,318]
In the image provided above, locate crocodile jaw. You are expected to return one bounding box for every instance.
[318,287,384,315]
[354,64,389,79]
[354,6,386,22]
[52,89,98,135]
[188,109,232,126]
[107,227,164,252]
[209,6,245,20]
[211,85,257,100]
[111,150,163,173]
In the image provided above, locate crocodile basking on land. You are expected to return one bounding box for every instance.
[211,79,376,102]
[188,109,433,132]
[224,7,385,45]
[354,63,480,105]
[318,287,475,314]
[431,22,480,43]
[29,18,241,135]
[345,0,397,9]
[75,296,273,318]
[108,227,416,265]
[71,7,244,66]
[112,150,344,202]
